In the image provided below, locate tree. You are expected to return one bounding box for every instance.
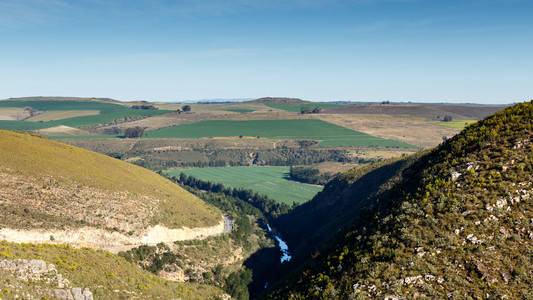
[182,105,192,112]
[443,115,453,122]
[300,106,311,114]
[312,107,322,114]
[124,126,145,138]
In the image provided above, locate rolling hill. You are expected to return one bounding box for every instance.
[268,101,533,298]
[0,129,222,250]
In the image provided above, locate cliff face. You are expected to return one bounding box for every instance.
[269,101,533,299]
[0,219,225,253]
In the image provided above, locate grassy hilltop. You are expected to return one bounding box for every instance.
[0,129,220,233]
[268,101,533,299]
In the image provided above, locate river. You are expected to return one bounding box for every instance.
[267,224,291,263]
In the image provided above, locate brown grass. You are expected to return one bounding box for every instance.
[0,108,25,120]
[35,125,92,136]
[315,113,459,149]
[0,129,221,231]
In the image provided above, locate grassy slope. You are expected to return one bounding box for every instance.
[0,100,172,129]
[145,119,417,148]
[264,103,346,112]
[269,101,533,299]
[167,167,323,205]
[0,241,224,299]
[26,110,101,122]
[0,129,220,230]
[430,120,477,129]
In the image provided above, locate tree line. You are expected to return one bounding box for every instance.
[170,173,292,221]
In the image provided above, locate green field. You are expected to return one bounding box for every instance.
[145,119,418,148]
[0,100,172,129]
[265,103,346,112]
[0,120,55,131]
[166,166,323,205]
[430,120,477,129]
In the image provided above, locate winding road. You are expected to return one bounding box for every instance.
[223,215,233,234]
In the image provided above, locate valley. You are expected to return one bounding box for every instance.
[1,96,523,299]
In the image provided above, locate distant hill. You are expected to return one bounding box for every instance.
[269,101,533,298]
[2,96,123,104]
[326,103,507,120]
[252,97,308,104]
[0,129,222,250]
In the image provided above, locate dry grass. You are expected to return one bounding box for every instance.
[313,162,359,175]
[26,110,100,122]
[316,114,459,149]
[0,129,221,231]
[35,125,92,136]
[0,241,226,299]
[0,108,25,120]
[154,101,274,112]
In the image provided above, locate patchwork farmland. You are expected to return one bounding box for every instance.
[145,119,418,148]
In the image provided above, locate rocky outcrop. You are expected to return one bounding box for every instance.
[0,218,225,254]
[0,258,93,299]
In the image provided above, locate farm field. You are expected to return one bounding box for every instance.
[0,120,56,131]
[429,120,476,129]
[0,107,25,120]
[145,119,418,148]
[154,101,270,113]
[0,100,173,129]
[0,100,124,111]
[27,110,100,121]
[264,102,346,112]
[166,166,323,205]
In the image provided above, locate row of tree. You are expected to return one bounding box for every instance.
[289,166,334,185]
[171,173,292,220]
[300,106,322,114]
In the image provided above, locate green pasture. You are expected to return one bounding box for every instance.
[0,100,172,129]
[46,109,171,128]
[0,120,55,131]
[264,103,346,112]
[145,119,418,148]
[430,120,477,129]
[166,166,323,205]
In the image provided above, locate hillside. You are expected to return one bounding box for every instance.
[268,101,533,298]
[252,97,307,104]
[326,103,506,120]
[0,129,222,250]
[0,241,226,299]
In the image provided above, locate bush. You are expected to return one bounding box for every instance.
[124,126,145,138]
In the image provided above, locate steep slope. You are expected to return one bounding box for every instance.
[0,129,222,250]
[269,101,533,298]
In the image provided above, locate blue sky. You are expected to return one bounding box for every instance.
[1,0,531,103]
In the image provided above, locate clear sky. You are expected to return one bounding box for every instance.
[1,0,531,103]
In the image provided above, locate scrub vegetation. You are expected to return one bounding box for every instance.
[268,101,533,299]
